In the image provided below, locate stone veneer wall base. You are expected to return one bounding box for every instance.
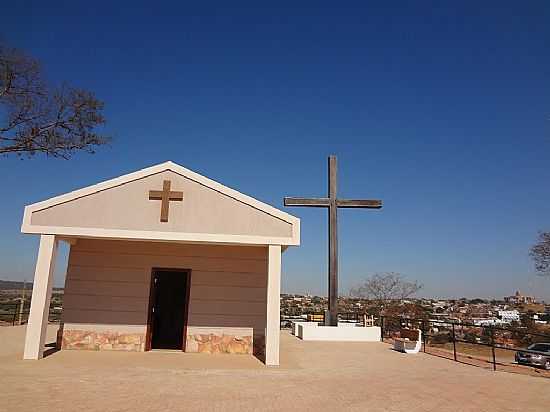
[185,327,258,355]
[62,328,146,351]
[186,333,252,354]
[61,326,264,356]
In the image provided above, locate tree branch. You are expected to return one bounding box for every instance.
[0,42,109,158]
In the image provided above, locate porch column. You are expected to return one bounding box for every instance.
[23,235,58,360]
[265,244,281,366]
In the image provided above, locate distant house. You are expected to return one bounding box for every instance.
[472,318,507,327]
[498,310,520,323]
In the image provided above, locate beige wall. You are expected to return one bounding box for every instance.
[63,239,268,349]
[31,170,292,238]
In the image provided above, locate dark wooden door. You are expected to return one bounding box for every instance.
[150,270,188,350]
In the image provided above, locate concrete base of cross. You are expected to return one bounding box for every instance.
[293,322,381,342]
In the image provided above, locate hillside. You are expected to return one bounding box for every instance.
[0,280,63,291]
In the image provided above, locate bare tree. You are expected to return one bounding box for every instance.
[350,272,423,302]
[530,232,550,276]
[0,43,109,158]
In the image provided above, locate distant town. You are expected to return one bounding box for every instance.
[281,290,550,329]
[1,279,549,333]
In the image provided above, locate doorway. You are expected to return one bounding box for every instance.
[148,269,190,350]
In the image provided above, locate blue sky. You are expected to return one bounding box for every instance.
[1,1,549,300]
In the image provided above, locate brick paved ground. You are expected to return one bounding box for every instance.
[1,325,549,412]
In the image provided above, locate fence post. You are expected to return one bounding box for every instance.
[490,327,497,371]
[12,303,19,326]
[380,315,384,342]
[451,322,457,362]
[422,319,426,353]
[18,280,26,325]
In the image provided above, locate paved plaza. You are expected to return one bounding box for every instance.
[1,325,549,412]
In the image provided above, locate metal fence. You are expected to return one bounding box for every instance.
[0,303,62,326]
[281,312,550,375]
[380,316,550,373]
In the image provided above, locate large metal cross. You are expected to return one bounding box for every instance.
[284,155,382,326]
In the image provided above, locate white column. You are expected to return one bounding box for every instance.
[23,235,58,360]
[265,244,281,366]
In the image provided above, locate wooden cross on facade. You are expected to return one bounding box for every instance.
[284,155,382,326]
[149,180,183,222]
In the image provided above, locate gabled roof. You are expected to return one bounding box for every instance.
[21,161,300,246]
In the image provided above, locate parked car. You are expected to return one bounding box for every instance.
[515,343,550,370]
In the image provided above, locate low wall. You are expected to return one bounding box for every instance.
[291,321,363,336]
[297,324,381,342]
[291,321,318,336]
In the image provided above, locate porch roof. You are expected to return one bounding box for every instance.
[21,161,300,246]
